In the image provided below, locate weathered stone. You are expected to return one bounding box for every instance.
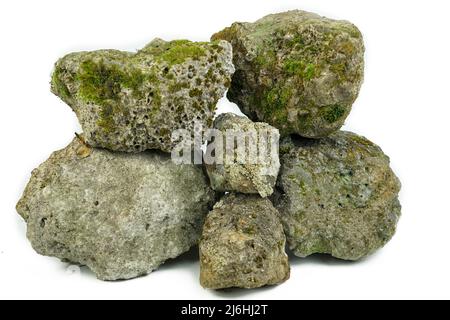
[200,194,290,289]
[16,136,217,280]
[51,39,234,153]
[205,113,280,197]
[212,10,364,138]
[272,132,401,261]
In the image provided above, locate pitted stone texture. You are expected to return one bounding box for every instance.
[200,194,290,289]
[205,113,280,197]
[51,39,234,152]
[16,137,217,280]
[272,131,401,260]
[212,10,364,138]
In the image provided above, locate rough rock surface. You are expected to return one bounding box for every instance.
[16,136,217,280]
[51,39,234,152]
[272,131,401,260]
[205,113,280,197]
[212,10,364,138]
[200,194,290,289]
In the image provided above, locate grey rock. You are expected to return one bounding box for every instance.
[212,10,364,138]
[205,113,280,197]
[51,39,234,153]
[272,132,401,260]
[200,194,290,289]
[16,136,217,280]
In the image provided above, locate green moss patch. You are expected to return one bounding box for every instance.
[321,104,346,123]
[51,67,72,102]
[97,103,116,134]
[159,40,206,67]
[75,59,148,133]
[77,59,146,105]
[283,59,316,80]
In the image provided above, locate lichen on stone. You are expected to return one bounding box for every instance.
[212,10,365,138]
[271,131,401,261]
[50,39,234,153]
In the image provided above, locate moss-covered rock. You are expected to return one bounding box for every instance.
[51,39,234,153]
[200,194,290,289]
[272,132,401,260]
[212,10,365,138]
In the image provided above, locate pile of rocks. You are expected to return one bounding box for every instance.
[17,10,401,288]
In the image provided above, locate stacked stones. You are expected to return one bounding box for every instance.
[17,39,235,281]
[17,10,401,288]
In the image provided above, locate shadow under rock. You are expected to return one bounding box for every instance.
[60,245,201,283]
[160,245,200,270]
[209,282,278,298]
[155,245,200,285]
[165,246,281,297]
[288,249,381,267]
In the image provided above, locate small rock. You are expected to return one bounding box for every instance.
[51,39,234,152]
[272,132,401,260]
[205,113,280,197]
[200,193,290,289]
[16,136,217,280]
[212,10,364,138]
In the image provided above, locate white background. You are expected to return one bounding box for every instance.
[1,0,449,300]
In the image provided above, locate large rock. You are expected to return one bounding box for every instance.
[51,39,234,152]
[200,194,290,289]
[212,10,364,138]
[272,132,401,260]
[16,136,217,280]
[205,113,280,197]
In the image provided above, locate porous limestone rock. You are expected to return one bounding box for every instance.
[51,39,234,152]
[205,113,280,197]
[272,131,401,260]
[212,10,364,138]
[200,194,290,289]
[16,136,217,280]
